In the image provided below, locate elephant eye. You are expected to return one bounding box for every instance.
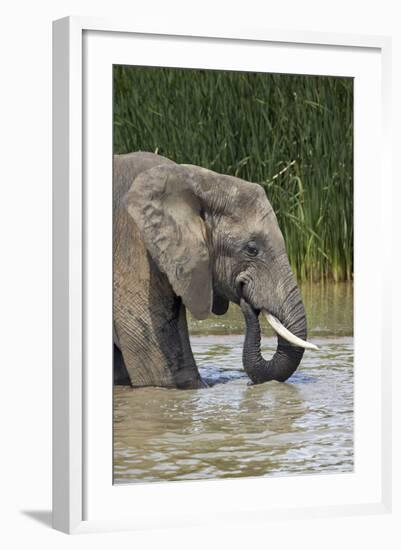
[245,242,259,257]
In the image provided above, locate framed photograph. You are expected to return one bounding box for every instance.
[52,16,392,534]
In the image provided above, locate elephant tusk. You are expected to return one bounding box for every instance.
[263,311,319,350]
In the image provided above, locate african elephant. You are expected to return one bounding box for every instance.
[113,152,316,389]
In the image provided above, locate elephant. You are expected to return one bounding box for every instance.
[113,151,316,389]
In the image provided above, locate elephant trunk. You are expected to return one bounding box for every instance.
[240,291,307,384]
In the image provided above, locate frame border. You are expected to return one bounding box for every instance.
[52,16,392,534]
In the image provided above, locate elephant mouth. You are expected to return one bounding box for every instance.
[212,292,229,316]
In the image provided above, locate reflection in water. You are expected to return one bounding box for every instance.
[114,283,353,483]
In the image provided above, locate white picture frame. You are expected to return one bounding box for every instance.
[52,16,392,534]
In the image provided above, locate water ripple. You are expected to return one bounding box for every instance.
[114,335,353,483]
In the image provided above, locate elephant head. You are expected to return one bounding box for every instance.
[126,159,315,385]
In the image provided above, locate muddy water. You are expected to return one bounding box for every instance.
[114,283,353,483]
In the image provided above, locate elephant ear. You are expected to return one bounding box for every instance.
[125,164,213,320]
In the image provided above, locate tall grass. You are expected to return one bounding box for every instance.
[114,66,353,281]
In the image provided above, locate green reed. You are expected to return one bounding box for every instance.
[114,66,353,281]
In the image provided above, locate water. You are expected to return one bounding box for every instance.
[114,283,353,483]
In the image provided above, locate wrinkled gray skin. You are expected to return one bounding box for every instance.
[113,152,307,389]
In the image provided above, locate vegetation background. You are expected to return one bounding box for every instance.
[113,66,353,282]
